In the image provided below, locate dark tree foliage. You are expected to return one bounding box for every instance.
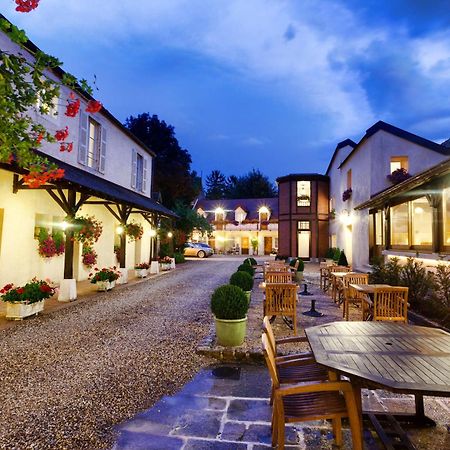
[205,170,227,199]
[125,113,199,207]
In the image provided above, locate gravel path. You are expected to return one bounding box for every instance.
[0,259,236,449]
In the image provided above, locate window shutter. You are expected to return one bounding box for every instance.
[142,157,148,193]
[131,149,137,188]
[78,110,88,165]
[99,125,107,174]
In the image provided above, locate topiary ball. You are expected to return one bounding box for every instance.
[338,250,349,267]
[211,285,249,320]
[238,264,254,276]
[230,271,254,291]
[289,258,305,272]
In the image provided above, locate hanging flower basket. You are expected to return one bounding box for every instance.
[82,245,97,268]
[125,222,144,241]
[342,188,352,202]
[70,215,103,244]
[37,229,65,258]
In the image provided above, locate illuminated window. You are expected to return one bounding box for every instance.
[88,118,100,169]
[235,208,246,223]
[375,211,384,245]
[443,188,450,247]
[34,213,51,239]
[296,181,311,206]
[215,208,225,222]
[347,169,352,189]
[390,156,408,173]
[391,203,409,246]
[411,197,432,246]
[298,221,310,230]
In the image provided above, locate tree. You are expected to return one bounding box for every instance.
[124,113,199,208]
[205,170,227,199]
[226,169,277,198]
[173,201,212,248]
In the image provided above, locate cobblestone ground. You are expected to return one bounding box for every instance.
[0,258,238,449]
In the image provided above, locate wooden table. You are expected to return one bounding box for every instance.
[349,284,392,320]
[329,271,357,302]
[305,321,450,427]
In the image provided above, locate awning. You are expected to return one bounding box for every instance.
[355,158,450,211]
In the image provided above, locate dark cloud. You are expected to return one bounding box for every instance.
[284,24,296,41]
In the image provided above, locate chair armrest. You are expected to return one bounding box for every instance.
[275,354,315,366]
[275,380,352,398]
[276,336,309,345]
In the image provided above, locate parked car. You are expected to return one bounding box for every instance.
[183,243,214,258]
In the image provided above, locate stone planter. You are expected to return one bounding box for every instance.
[95,280,114,291]
[135,269,148,278]
[295,271,304,283]
[214,316,247,347]
[58,279,77,302]
[6,300,44,320]
[160,263,171,271]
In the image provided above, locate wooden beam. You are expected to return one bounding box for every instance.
[75,193,91,211]
[104,204,122,222]
[47,190,70,214]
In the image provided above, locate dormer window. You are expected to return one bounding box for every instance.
[390,156,408,173]
[235,207,246,223]
[296,181,311,206]
[215,207,225,222]
[197,208,207,218]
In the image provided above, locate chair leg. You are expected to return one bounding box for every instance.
[344,390,363,450]
[293,313,297,336]
[332,417,342,446]
[277,412,285,450]
[271,402,278,447]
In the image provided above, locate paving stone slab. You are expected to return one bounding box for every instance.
[170,409,223,438]
[112,430,184,450]
[183,439,247,449]
[242,423,272,445]
[219,421,247,441]
[227,399,271,422]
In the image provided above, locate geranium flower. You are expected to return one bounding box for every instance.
[17,288,24,294]
[15,0,40,13]
[55,127,69,142]
[86,100,102,113]
[59,142,73,153]
[65,98,80,117]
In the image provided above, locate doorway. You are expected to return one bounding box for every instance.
[241,237,249,255]
[297,231,310,259]
[264,237,272,255]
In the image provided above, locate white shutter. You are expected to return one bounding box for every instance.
[99,125,107,174]
[131,148,137,188]
[78,110,88,165]
[142,157,148,193]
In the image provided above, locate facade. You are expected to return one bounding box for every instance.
[0,25,174,296]
[194,198,278,255]
[327,121,450,270]
[276,174,329,260]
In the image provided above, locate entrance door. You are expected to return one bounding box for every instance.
[241,237,249,255]
[264,237,272,255]
[297,231,310,259]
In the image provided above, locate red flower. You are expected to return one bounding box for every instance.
[1,284,13,293]
[36,132,44,144]
[39,284,53,293]
[59,142,73,153]
[15,0,40,13]
[65,98,80,118]
[17,288,24,295]
[55,127,69,142]
[86,100,102,113]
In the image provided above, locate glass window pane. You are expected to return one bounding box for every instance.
[391,203,409,246]
[411,197,432,246]
[298,221,309,230]
[297,181,311,206]
[375,211,384,245]
[443,188,450,246]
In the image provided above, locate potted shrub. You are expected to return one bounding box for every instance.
[229,271,254,303]
[1,278,55,320]
[244,257,257,268]
[211,284,249,346]
[135,262,150,278]
[338,250,349,267]
[89,267,121,291]
[289,257,305,282]
[325,248,335,264]
[238,263,254,277]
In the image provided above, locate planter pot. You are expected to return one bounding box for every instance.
[135,269,148,278]
[214,316,247,347]
[325,259,334,265]
[150,261,160,274]
[295,271,304,283]
[160,263,171,271]
[95,280,114,291]
[58,279,77,302]
[245,291,251,304]
[6,300,44,320]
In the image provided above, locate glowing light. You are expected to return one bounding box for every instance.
[215,207,224,215]
[414,207,424,214]
[148,229,157,237]
[217,236,226,242]
[167,232,173,238]
[60,221,69,231]
[258,206,270,214]
[116,226,124,235]
[339,210,352,226]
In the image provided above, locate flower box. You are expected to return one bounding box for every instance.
[160,263,171,271]
[96,280,115,291]
[135,268,148,278]
[6,300,44,320]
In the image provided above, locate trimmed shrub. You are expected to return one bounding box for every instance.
[244,257,257,266]
[338,250,348,267]
[289,257,305,272]
[333,248,341,262]
[275,254,289,261]
[230,271,254,291]
[174,252,185,264]
[325,248,335,259]
[211,285,249,320]
[434,264,450,307]
[400,257,434,308]
[238,263,254,276]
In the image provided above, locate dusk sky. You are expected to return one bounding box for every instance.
[4,0,450,182]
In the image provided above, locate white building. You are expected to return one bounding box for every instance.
[327,121,450,270]
[0,23,174,299]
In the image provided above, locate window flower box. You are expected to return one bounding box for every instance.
[342,188,352,202]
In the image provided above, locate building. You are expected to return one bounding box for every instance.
[0,21,175,300]
[194,198,278,255]
[276,174,329,260]
[327,121,450,270]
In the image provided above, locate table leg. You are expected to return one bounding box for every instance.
[351,381,363,439]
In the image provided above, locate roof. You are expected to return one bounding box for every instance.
[325,139,357,175]
[338,121,450,169]
[196,197,278,221]
[276,173,329,183]
[0,14,156,158]
[3,153,176,218]
[355,157,450,210]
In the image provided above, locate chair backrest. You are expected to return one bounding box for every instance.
[372,287,409,323]
[265,271,293,283]
[262,333,280,389]
[329,265,351,273]
[262,315,277,355]
[265,283,297,317]
[342,273,369,288]
[266,264,290,273]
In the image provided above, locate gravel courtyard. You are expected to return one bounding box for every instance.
[0,259,237,449]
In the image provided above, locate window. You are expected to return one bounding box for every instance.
[215,208,225,222]
[34,214,50,239]
[347,169,352,189]
[411,197,432,246]
[136,153,144,191]
[87,118,100,169]
[36,85,58,118]
[297,221,310,258]
[444,188,450,247]
[298,221,310,230]
[235,207,246,223]
[131,149,148,192]
[391,203,409,246]
[390,156,408,173]
[375,211,384,245]
[297,181,311,206]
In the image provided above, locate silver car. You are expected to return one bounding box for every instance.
[183,242,213,258]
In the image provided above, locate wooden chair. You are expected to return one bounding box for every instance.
[341,273,369,320]
[329,266,351,301]
[264,283,298,335]
[366,286,409,323]
[265,271,293,283]
[319,262,335,290]
[262,334,363,450]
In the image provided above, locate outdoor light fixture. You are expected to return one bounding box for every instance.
[116,225,124,235]
[148,229,157,237]
[60,221,69,231]
[258,206,270,214]
[414,207,424,215]
[215,207,225,215]
[167,232,173,238]
[217,236,226,242]
[339,209,352,226]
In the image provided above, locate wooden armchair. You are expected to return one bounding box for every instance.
[367,286,409,323]
[265,271,293,283]
[329,266,352,301]
[264,283,298,335]
[262,334,363,450]
[341,273,369,320]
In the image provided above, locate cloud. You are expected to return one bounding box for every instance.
[241,137,266,146]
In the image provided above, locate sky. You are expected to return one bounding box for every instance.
[3,0,450,182]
